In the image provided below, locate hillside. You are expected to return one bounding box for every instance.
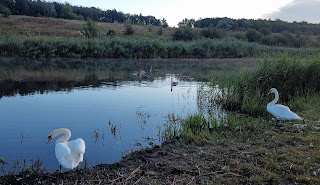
[0,15,175,38]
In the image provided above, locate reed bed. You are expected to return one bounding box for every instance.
[1,35,320,58]
[212,54,320,116]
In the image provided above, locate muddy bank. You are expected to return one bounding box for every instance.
[0,139,253,184]
[1,120,320,184]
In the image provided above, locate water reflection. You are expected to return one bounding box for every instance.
[0,57,258,173]
[0,57,257,99]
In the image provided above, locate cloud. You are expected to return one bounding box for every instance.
[264,0,320,23]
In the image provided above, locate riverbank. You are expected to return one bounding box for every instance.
[1,104,320,184]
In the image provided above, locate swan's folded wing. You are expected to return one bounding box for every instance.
[273,104,291,114]
[55,143,71,159]
[72,138,86,154]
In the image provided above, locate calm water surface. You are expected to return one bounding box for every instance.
[0,58,258,172]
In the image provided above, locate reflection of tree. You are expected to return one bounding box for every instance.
[0,80,77,99]
[0,57,257,98]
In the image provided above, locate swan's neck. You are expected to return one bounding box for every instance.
[268,90,279,106]
[55,129,71,144]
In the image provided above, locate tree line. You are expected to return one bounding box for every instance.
[179,17,320,36]
[0,0,168,26]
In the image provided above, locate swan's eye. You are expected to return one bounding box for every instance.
[48,136,52,139]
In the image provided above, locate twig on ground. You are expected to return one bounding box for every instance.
[123,164,143,184]
[187,176,195,185]
[134,176,144,184]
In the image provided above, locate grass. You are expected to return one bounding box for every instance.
[0,15,175,38]
[159,93,320,184]
[0,156,45,176]
[210,54,320,117]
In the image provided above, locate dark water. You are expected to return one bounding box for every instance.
[0,57,258,173]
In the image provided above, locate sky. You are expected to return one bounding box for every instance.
[52,0,320,26]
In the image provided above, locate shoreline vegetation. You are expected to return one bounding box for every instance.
[1,35,320,59]
[1,56,320,184]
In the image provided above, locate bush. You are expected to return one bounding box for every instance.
[124,25,134,35]
[106,29,116,37]
[172,27,199,41]
[201,25,225,39]
[82,19,99,38]
[157,27,163,35]
[246,29,263,42]
[233,32,247,41]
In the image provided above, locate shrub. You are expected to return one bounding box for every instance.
[201,25,225,39]
[82,19,99,38]
[246,29,263,42]
[106,29,116,37]
[124,24,134,35]
[233,32,247,41]
[157,27,163,35]
[172,27,199,41]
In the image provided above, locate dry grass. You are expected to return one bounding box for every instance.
[0,15,176,38]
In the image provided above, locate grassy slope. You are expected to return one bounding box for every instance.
[0,15,175,39]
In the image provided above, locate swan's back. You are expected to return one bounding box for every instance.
[267,104,302,120]
[55,138,85,169]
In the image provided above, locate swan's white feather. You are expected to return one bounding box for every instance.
[267,104,302,120]
[49,128,86,170]
[267,88,302,121]
[55,138,85,169]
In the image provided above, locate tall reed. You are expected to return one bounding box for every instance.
[1,35,320,58]
[213,54,320,116]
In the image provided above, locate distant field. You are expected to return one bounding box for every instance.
[0,15,176,38]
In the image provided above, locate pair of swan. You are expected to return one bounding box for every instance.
[267,88,302,120]
[46,88,300,170]
[47,128,85,170]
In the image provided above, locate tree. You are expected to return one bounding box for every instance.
[216,18,234,30]
[1,0,14,13]
[82,19,99,38]
[201,24,225,39]
[42,2,57,17]
[60,4,83,20]
[15,0,29,15]
[162,18,168,28]
[246,29,263,42]
[53,2,63,18]
[178,18,195,28]
[0,4,11,17]
[172,27,199,41]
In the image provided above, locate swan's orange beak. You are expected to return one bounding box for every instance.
[47,136,52,144]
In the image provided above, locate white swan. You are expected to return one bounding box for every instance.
[267,88,302,120]
[47,128,86,169]
[171,77,178,86]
